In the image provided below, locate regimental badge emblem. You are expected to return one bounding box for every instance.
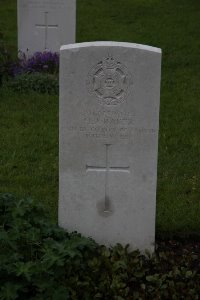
[87,55,132,106]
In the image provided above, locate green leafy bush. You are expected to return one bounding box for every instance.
[0,48,59,93]
[6,73,59,95]
[0,193,199,300]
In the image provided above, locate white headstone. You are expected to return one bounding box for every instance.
[17,0,76,56]
[59,42,162,252]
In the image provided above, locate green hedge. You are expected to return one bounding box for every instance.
[0,193,199,299]
[6,73,59,95]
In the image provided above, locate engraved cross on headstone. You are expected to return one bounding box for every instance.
[35,12,58,50]
[86,144,130,213]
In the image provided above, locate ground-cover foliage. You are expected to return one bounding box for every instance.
[0,0,200,233]
[0,193,199,300]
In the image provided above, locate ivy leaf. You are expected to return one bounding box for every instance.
[0,283,21,300]
[52,286,70,300]
[14,261,35,281]
[185,270,193,278]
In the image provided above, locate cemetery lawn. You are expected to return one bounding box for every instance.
[0,0,200,235]
[0,88,59,219]
[0,0,17,55]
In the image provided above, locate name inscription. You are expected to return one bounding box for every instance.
[21,0,66,9]
[67,109,156,140]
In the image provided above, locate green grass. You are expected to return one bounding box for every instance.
[0,0,17,55]
[0,88,58,219]
[0,0,200,233]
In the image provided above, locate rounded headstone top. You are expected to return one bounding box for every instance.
[60,41,162,54]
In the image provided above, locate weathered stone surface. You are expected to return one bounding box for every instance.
[59,42,162,252]
[17,0,76,56]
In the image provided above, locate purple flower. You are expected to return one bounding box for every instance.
[10,51,59,77]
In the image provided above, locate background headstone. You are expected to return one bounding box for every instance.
[17,0,76,56]
[59,42,162,252]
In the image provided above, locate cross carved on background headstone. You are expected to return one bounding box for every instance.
[35,12,58,50]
